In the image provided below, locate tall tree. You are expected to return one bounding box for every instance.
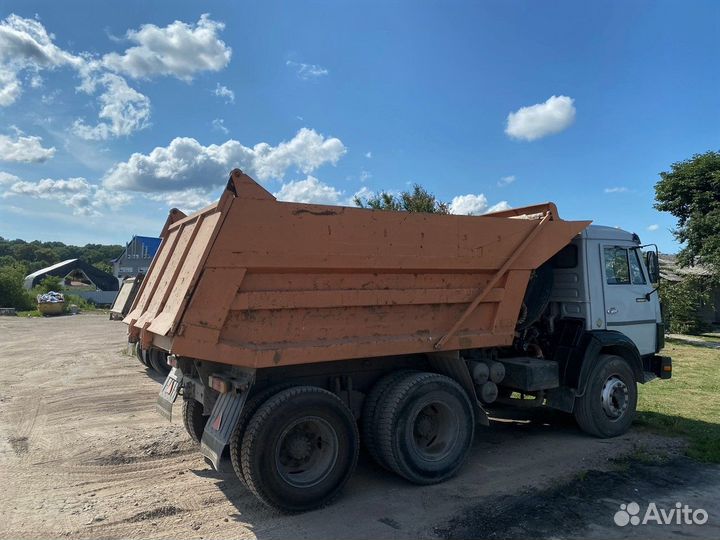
[654,150,720,274]
[354,184,449,214]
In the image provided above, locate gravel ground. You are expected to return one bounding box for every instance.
[1,313,717,539]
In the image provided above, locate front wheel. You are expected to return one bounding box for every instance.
[239,386,359,512]
[574,354,637,438]
[182,398,208,444]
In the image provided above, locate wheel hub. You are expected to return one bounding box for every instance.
[287,434,312,461]
[601,376,629,419]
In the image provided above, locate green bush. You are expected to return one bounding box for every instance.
[659,276,713,335]
[0,264,34,310]
[36,275,64,294]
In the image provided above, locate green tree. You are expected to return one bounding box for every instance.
[654,151,720,274]
[0,264,33,310]
[36,275,64,294]
[354,184,449,214]
[659,276,712,335]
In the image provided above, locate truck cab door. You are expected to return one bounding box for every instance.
[601,245,657,355]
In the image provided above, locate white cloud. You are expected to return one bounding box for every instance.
[103,128,346,193]
[0,132,55,162]
[487,201,511,213]
[365,151,372,159]
[0,14,84,106]
[450,194,511,215]
[498,175,515,187]
[212,118,228,134]
[1,174,131,215]
[505,95,576,141]
[213,83,234,103]
[449,193,488,215]
[286,60,329,80]
[72,73,151,140]
[647,224,659,231]
[359,170,372,182]
[148,188,213,213]
[0,171,20,184]
[101,14,231,80]
[273,176,343,205]
[604,187,629,193]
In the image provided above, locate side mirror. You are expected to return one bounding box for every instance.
[646,251,660,284]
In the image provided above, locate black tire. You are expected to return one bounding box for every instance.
[148,348,170,375]
[182,398,208,444]
[240,386,359,512]
[375,372,475,485]
[134,342,149,367]
[574,354,637,438]
[361,369,416,468]
[229,383,297,486]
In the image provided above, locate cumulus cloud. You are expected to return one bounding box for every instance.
[604,186,629,193]
[286,60,329,80]
[102,14,231,80]
[0,14,84,105]
[0,14,232,138]
[505,95,576,141]
[647,224,659,231]
[148,188,213,213]
[449,194,511,215]
[213,83,234,103]
[72,73,151,140]
[103,128,346,192]
[273,176,343,205]
[1,173,131,216]
[498,175,515,187]
[487,201,512,213]
[0,132,55,162]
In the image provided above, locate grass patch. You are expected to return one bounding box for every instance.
[16,310,42,317]
[636,339,720,462]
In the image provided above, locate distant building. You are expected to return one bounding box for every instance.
[24,259,120,305]
[112,236,162,279]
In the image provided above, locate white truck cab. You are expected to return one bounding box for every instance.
[552,225,665,358]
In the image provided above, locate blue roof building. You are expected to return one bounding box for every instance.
[112,235,162,279]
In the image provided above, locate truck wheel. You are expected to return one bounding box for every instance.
[574,354,637,438]
[361,369,416,468]
[376,372,475,485]
[148,348,170,375]
[182,398,208,444]
[240,386,359,512]
[229,383,297,486]
[134,342,149,367]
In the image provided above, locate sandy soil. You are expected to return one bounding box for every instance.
[0,313,716,539]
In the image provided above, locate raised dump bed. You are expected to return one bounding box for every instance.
[123,169,670,512]
[125,169,588,366]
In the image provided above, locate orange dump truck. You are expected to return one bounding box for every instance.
[126,169,671,512]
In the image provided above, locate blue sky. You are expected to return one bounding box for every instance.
[0,1,717,251]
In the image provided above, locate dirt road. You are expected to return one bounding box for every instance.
[0,314,716,539]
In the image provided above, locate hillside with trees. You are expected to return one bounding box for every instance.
[0,237,123,310]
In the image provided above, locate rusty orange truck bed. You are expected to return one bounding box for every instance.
[125,169,670,512]
[126,170,588,366]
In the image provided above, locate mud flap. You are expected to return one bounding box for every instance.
[156,368,183,421]
[200,391,249,470]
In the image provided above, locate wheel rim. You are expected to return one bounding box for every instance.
[410,400,459,462]
[275,416,339,488]
[600,375,629,420]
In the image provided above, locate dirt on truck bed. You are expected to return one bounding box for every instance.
[1,313,717,540]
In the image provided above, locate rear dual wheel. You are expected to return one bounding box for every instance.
[373,372,475,484]
[230,386,359,513]
[148,348,170,375]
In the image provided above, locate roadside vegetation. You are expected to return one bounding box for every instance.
[637,337,720,463]
[0,237,122,311]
